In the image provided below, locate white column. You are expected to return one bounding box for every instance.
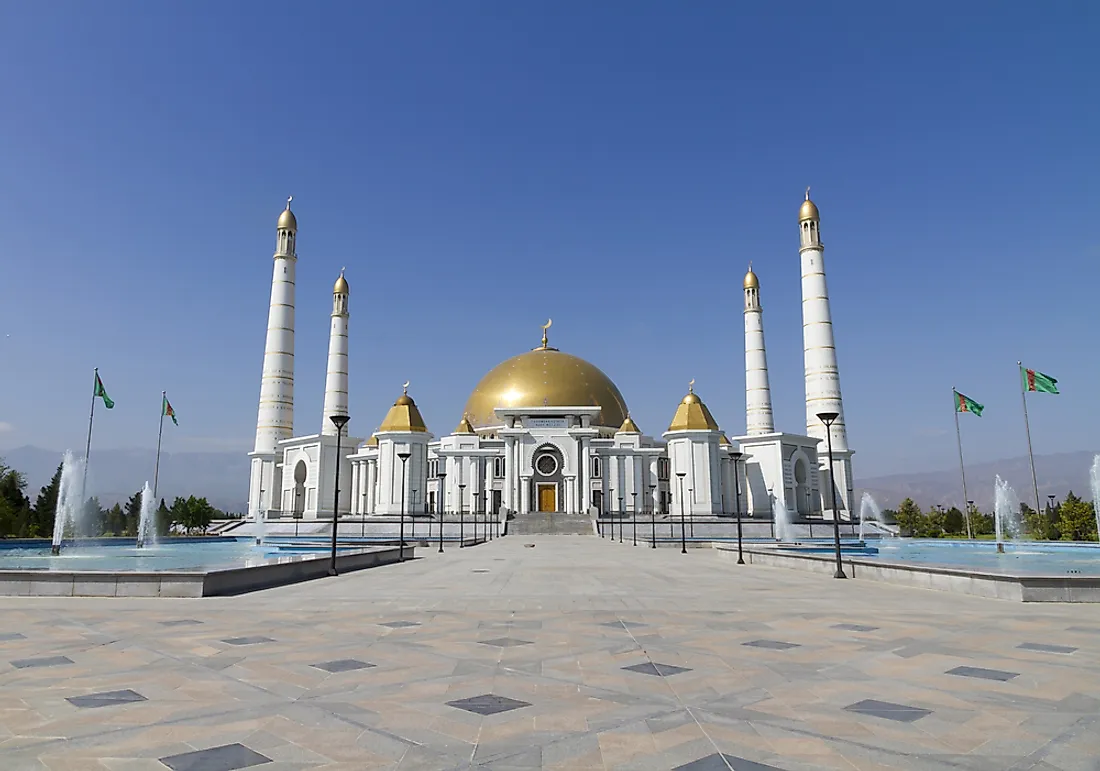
[520,477,530,513]
[744,271,775,435]
[800,193,849,452]
[321,275,350,434]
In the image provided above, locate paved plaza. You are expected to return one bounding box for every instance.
[1,537,1099,771]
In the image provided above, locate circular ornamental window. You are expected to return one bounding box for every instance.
[535,453,558,476]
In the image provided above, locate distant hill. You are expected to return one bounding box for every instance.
[2,444,1096,516]
[856,450,1099,512]
[0,445,249,514]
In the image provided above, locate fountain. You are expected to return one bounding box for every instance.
[1091,455,1100,543]
[858,491,891,540]
[137,482,156,548]
[50,451,86,555]
[993,475,1021,554]
[773,498,792,542]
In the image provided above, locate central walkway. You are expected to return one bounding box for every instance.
[1,537,1098,770]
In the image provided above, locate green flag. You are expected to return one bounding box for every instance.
[954,389,984,416]
[1021,366,1059,394]
[94,372,114,409]
[162,395,177,426]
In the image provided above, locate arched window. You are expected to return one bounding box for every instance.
[591,456,602,477]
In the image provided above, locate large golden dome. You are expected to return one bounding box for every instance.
[463,346,629,429]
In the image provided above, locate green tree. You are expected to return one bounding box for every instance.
[123,491,143,537]
[922,507,945,538]
[0,464,32,537]
[173,495,218,535]
[1058,491,1098,542]
[1022,501,1060,541]
[970,505,994,536]
[156,498,173,537]
[894,498,923,537]
[82,497,105,537]
[103,503,125,536]
[943,506,965,535]
[31,463,62,539]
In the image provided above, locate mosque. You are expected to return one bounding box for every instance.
[246,193,854,526]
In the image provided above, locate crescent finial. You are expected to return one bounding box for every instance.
[804,186,810,201]
[286,195,293,208]
[540,318,552,349]
[688,378,695,393]
[402,380,410,394]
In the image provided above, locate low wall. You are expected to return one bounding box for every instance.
[0,546,411,598]
[715,545,1100,602]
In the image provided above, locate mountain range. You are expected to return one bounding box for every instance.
[1,445,1097,515]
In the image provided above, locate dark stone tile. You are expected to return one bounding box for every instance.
[471,569,490,573]
[675,752,782,770]
[312,659,376,673]
[602,620,648,629]
[622,662,692,677]
[446,693,532,716]
[221,636,275,646]
[742,639,800,650]
[0,632,26,641]
[1019,642,1077,655]
[1066,626,1100,633]
[832,623,879,632]
[845,698,932,723]
[479,637,534,647]
[379,620,420,628]
[10,655,73,669]
[160,742,272,771]
[67,689,147,708]
[160,619,203,627]
[947,665,1019,682]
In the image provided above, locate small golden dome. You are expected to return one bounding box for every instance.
[454,414,476,435]
[719,432,731,446]
[334,272,349,294]
[743,268,759,290]
[668,384,720,432]
[378,390,428,433]
[462,346,628,429]
[277,199,297,231]
[799,196,819,222]
[617,415,641,434]
[364,434,378,447]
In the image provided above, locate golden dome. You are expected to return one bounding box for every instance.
[378,390,428,433]
[462,347,628,429]
[617,415,641,434]
[364,434,378,447]
[334,272,349,294]
[277,199,297,232]
[719,432,731,446]
[668,384,720,432]
[743,268,759,290]
[799,196,819,222]
[454,414,476,435]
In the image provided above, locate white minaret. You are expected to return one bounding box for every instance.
[248,197,298,518]
[799,189,853,518]
[321,270,350,434]
[743,264,774,435]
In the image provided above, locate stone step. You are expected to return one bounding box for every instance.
[506,513,595,536]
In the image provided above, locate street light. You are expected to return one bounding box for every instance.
[688,488,694,538]
[649,483,657,548]
[965,499,974,540]
[676,472,687,554]
[328,413,351,576]
[816,411,847,579]
[458,483,466,548]
[474,492,481,543]
[731,450,745,565]
[618,496,624,543]
[631,491,637,546]
[608,487,615,542]
[397,451,410,562]
[437,466,447,553]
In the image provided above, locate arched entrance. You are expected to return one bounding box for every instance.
[531,444,564,513]
[793,456,811,517]
[293,460,307,517]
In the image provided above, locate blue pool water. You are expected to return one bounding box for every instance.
[0,538,355,572]
[792,539,1100,576]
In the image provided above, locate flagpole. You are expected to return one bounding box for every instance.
[952,388,973,540]
[1018,361,1042,515]
[81,367,98,500]
[153,391,166,500]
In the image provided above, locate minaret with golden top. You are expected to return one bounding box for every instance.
[321,269,350,435]
[743,263,774,435]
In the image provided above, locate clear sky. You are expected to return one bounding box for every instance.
[0,1,1096,479]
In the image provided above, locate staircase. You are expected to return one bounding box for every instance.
[506,512,595,536]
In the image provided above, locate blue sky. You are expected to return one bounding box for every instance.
[0,1,1096,479]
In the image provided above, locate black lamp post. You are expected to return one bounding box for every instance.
[688,488,694,538]
[474,492,481,543]
[631,491,637,546]
[437,467,446,553]
[731,451,744,565]
[328,413,351,576]
[676,472,687,554]
[608,487,614,542]
[649,483,657,548]
[817,412,847,579]
[618,496,624,543]
[458,483,466,548]
[397,451,410,562]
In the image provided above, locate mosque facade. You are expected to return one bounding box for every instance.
[246,193,854,525]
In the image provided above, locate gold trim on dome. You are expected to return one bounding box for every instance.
[719,432,731,446]
[617,414,640,434]
[454,414,476,435]
[462,346,628,430]
[668,384,720,431]
[365,434,378,447]
[378,387,428,433]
